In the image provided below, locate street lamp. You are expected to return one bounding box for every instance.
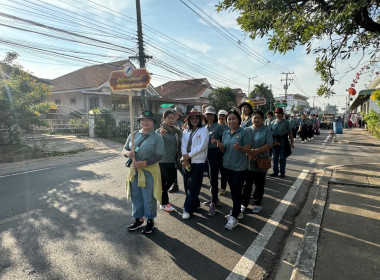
[248,76,258,96]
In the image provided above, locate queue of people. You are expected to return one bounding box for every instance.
[123,103,297,234]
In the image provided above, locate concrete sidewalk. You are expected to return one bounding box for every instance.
[291,128,380,280]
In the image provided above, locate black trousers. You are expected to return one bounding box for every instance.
[224,168,244,218]
[242,170,267,206]
[159,162,176,205]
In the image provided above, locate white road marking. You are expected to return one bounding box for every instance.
[226,169,310,280]
[323,134,331,143]
[0,156,116,178]
[308,159,316,165]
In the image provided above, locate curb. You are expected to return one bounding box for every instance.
[338,140,380,147]
[290,167,332,280]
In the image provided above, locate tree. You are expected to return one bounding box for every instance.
[322,104,339,115]
[296,104,307,114]
[217,1,380,96]
[249,83,275,114]
[0,52,53,143]
[208,87,237,111]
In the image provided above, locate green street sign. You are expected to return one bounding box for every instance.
[275,102,287,108]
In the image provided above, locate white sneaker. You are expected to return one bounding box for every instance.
[241,205,247,213]
[225,211,243,220]
[301,141,304,143]
[182,211,191,220]
[225,216,238,230]
[252,205,262,213]
[160,204,175,212]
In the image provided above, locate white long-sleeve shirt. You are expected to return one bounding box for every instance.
[181,126,209,163]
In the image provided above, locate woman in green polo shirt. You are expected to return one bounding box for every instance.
[214,109,250,230]
[242,110,273,214]
[123,110,164,234]
[156,110,182,212]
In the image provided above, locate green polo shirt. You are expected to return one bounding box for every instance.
[155,129,179,163]
[207,123,224,149]
[124,129,164,161]
[219,123,229,131]
[241,118,253,129]
[222,127,251,171]
[174,120,183,130]
[270,118,291,137]
[245,126,273,172]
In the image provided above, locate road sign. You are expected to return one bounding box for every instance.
[274,99,287,108]
[251,97,266,106]
[108,67,151,91]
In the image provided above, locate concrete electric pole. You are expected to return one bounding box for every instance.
[281,72,294,101]
[133,0,152,111]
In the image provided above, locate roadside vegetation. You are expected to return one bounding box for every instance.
[363,109,380,140]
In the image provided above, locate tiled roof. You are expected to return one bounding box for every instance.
[155,78,211,99]
[51,60,130,92]
[231,88,246,104]
[0,62,51,84]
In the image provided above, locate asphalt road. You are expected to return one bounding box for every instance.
[0,132,334,280]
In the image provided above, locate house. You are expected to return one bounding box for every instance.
[232,88,247,105]
[349,74,380,115]
[48,60,163,122]
[155,78,213,113]
[275,93,309,114]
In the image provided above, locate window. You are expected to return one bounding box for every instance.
[89,97,99,110]
[186,105,194,113]
[54,99,60,105]
[112,99,129,111]
[70,97,76,104]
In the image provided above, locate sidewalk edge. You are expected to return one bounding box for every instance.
[290,167,332,280]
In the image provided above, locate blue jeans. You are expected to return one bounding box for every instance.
[207,148,221,203]
[224,168,244,219]
[183,163,205,214]
[130,170,157,219]
[273,138,287,175]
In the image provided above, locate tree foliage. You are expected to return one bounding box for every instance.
[0,52,53,143]
[249,83,275,114]
[321,104,339,115]
[208,87,237,111]
[217,0,380,96]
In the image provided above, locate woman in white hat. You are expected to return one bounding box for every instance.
[217,109,229,196]
[203,106,225,216]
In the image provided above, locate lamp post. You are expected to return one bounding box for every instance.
[247,76,258,96]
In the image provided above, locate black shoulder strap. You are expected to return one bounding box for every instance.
[136,134,149,148]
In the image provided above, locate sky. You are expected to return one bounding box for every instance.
[1,0,379,111]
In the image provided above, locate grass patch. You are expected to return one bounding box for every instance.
[45,149,87,157]
[0,144,34,157]
[110,136,127,144]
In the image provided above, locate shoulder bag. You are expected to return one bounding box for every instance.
[250,128,272,170]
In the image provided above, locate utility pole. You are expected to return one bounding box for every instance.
[132,0,152,111]
[281,72,294,101]
[269,84,273,111]
[247,76,258,97]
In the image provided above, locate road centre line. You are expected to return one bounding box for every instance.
[323,134,331,143]
[226,169,309,280]
[0,156,117,178]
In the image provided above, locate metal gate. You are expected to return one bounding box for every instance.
[35,105,89,136]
